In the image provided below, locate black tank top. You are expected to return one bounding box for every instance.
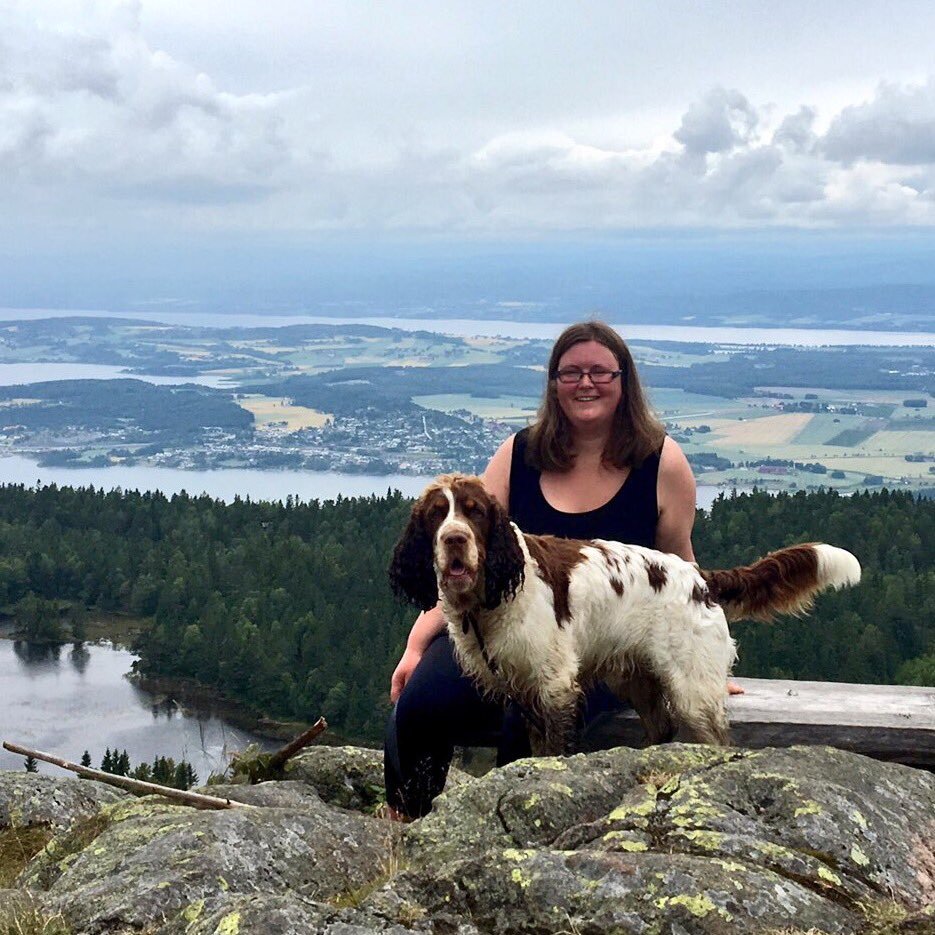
[508,427,661,547]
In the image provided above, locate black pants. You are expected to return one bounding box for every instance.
[384,632,628,818]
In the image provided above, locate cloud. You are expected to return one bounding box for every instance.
[822,79,935,165]
[0,7,299,198]
[674,88,759,155]
[4,5,935,233]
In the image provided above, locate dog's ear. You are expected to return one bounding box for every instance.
[388,507,440,611]
[484,499,525,610]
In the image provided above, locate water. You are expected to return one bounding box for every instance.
[0,307,931,346]
[0,453,728,510]
[0,362,228,388]
[0,638,274,781]
[0,454,431,503]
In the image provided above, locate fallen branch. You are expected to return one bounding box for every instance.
[2,741,254,810]
[231,716,328,783]
[268,717,328,771]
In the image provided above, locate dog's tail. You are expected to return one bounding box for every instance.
[702,543,861,623]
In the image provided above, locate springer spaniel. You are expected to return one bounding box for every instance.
[389,474,861,754]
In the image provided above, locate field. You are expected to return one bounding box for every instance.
[237,395,331,431]
[414,393,539,426]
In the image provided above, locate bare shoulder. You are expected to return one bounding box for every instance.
[481,433,515,508]
[658,436,695,492]
[655,437,696,561]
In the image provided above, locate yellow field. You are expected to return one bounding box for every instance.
[237,395,331,431]
[819,454,933,480]
[712,413,813,446]
[856,430,935,456]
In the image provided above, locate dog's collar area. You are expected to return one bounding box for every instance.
[462,610,498,675]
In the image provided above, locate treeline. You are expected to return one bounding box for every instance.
[0,483,414,741]
[694,488,934,686]
[0,483,932,743]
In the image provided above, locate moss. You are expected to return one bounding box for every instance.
[217,875,229,891]
[817,865,843,887]
[548,783,574,796]
[793,801,822,818]
[528,758,567,771]
[851,809,868,830]
[654,893,732,921]
[671,829,725,851]
[502,849,535,862]
[600,833,648,853]
[850,844,871,867]
[179,900,204,924]
[0,825,54,886]
[523,794,541,810]
[510,867,532,889]
[214,911,241,935]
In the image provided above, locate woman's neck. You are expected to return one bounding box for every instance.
[570,426,610,464]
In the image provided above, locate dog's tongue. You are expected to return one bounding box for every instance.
[449,560,467,577]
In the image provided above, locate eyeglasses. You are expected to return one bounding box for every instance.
[552,366,623,385]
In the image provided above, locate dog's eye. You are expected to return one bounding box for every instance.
[466,502,485,519]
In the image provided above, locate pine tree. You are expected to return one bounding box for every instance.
[80,751,92,768]
[101,748,113,773]
[24,755,38,773]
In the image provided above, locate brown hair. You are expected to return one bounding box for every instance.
[526,320,665,472]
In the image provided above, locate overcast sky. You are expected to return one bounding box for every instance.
[3,1,935,311]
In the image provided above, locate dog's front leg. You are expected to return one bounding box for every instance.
[527,686,580,757]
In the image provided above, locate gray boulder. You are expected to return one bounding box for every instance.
[1,744,933,934]
[0,771,128,831]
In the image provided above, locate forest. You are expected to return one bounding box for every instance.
[0,483,932,743]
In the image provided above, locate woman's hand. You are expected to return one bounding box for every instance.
[390,605,447,702]
[390,646,424,703]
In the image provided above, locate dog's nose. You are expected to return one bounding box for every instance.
[443,532,468,547]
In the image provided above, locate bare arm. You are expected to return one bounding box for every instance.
[390,434,516,702]
[390,605,446,702]
[655,436,696,562]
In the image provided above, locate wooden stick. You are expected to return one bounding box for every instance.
[2,741,254,810]
[267,716,328,770]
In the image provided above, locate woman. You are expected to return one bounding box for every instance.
[385,321,703,820]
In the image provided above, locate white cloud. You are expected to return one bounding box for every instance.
[822,79,935,165]
[4,3,935,233]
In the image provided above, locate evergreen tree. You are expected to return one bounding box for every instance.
[24,755,38,773]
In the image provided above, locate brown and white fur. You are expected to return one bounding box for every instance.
[389,474,861,754]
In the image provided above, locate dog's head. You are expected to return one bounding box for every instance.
[389,473,525,612]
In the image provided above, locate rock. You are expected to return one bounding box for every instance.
[19,786,401,934]
[0,771,129,831]
[394,744,935,934]
[285,745,469,814]
[285,745,387,812]
[2,744,933,933]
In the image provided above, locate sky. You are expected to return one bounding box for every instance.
[3,1,935,313]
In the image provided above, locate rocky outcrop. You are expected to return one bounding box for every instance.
[1,744,933,934]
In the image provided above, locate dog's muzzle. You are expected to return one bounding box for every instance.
[438,529,478,591]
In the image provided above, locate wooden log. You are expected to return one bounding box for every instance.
[2,741,255,809]
[581,678,935,770]
[267,717,328,771]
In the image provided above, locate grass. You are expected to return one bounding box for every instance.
[0,900,70,935]
[0,827,54,887]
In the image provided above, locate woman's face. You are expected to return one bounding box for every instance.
[554,340,623,432]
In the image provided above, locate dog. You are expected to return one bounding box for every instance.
[389,473,861,754]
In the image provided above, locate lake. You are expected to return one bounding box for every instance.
[0,638,275,781]
[0,362,229,388]
[0,307,931,346]
[0,453,729,510]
